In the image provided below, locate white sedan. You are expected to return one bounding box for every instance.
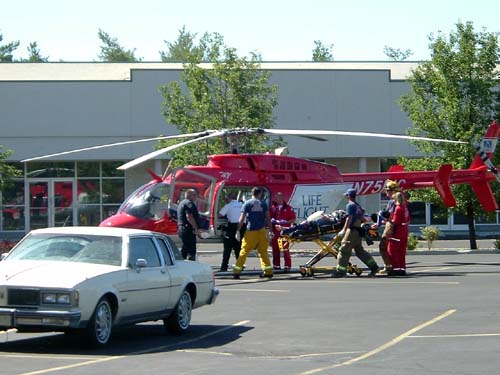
[0,226,218,346]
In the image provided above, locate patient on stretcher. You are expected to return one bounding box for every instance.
[280,210,347,239]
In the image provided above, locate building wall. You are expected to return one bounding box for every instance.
[1,62,418,164]
[1,62,498,238]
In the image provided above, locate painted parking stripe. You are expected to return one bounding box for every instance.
[15,320,250,375]
[410,333,500,338]
[298,309,456,375]
[220,288,289,292]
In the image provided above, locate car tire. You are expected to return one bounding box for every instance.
[86,297,113,347]
[164,290,192,335]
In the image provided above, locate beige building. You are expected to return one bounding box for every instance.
[0,62,498,238]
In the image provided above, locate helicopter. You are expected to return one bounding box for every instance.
[22,121,500,240]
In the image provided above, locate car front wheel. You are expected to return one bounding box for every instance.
[164,290,192,334]
[86,298,113,346]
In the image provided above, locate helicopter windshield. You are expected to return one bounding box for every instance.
[119,182,169,220]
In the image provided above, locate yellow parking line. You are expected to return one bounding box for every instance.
[324,280,460,285]
[15,320,250,375]
[0,354,100,360]
[297,309,456,375]
[221,288,289,292]
[16,356,123,375]
[176,349,233,356]
[251,351,366,359]
[410,333,500,338]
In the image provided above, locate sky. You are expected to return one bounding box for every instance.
[1,0,499,62]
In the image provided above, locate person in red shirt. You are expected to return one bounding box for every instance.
[270,192,296,271]
[387,191,410,276]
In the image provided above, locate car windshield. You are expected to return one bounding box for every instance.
[6,233,123,266]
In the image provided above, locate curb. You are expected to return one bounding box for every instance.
[199,249,500,256]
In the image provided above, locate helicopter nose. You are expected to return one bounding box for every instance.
[100,213,150,229]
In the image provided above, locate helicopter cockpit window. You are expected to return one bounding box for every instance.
[120,182,169,220]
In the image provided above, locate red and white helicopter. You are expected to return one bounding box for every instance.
[23,121,500,240]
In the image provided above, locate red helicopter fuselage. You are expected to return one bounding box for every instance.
[100,120,500,239]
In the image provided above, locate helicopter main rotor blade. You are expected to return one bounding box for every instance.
[20,131,215,163]
[117,130,226,170]
[263,129,466,144]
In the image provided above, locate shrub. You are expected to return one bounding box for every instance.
[494,238,500,250]
[407,233,419,250]
[420,226,441,251]
[0,240,16,254]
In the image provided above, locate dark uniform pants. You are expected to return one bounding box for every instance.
[221,223,241,270]
[179,226,197,261]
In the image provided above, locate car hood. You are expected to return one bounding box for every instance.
[0,260,121,288]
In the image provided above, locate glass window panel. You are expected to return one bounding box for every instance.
[474,211,497,224]
[408,201,426,225]
[102,162,124,177]
[430,204,448,225]
[103,205,120,219]
[78,205,101,226]
[27,162,75,177]
[156,237,173,266]
[1,180,24,204]
[2,206,25,231]
[102,179,124,204]
[77,179,100,204]
[128,237,161,268]
[77,162,100,177]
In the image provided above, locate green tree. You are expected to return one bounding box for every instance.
[97,29,142,62]
[383,46,413,61]
[160,25,205,62]
[312,40,333,62]
[22,42,49,62]
[159,33,279,167]
[0,32,20,62]
[399,21,500,249]
[0,146,21,192]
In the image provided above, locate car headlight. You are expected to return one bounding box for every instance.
[42,292,72,305]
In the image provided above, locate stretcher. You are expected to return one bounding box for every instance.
[278,231,363,277]
[277,210,378,277]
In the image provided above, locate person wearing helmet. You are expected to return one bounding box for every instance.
[373,180,400,275]
[387,190,410,276]
[332,188,379,278]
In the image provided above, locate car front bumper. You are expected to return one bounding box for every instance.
[0,307,82,330]
[209,287,220,304]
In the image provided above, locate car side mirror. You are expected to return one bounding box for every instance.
[135,258,147,271]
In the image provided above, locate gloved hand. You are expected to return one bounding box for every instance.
[277,220,288,225]
[235,231,241,242]
[337,229,345,238]
[271,218,277,224]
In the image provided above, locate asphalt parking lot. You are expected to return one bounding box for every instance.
[1,241,500,375]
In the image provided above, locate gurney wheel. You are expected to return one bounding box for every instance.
[299,266,313,277]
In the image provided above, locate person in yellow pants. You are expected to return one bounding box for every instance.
[233,187,273,279]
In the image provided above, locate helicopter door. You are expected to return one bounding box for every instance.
[212,181,227,237]
[168,168,217,232]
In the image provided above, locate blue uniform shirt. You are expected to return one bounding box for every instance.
[241,198,268,231]
[345,201,364,228]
